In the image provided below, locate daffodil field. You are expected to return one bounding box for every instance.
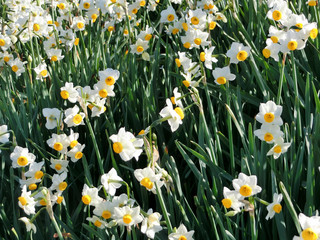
[0,0,320,239]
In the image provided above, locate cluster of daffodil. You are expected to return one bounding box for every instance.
[254,100,291,159]
[262,0,318,61]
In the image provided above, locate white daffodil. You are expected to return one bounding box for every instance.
[19,177,41,191]
[159,99,184,132]
[254,124,284,144]
[113,206,143,227]
[18,185,36,215]
[137,26,154,41]
[89,97,107,117]
[112,193,135,208]
[42,108,63,130]
[109,127,144,161]
[64,105,86,127]
[268,26,287,44]
[60,82,79,103]
[266,1,292,22]
[130,38,149,55]
[24,161,45,181]
[50,172,68,192]
[279,30,306,53]
[46,49,64,62]
[34,189,58,207]
[255,100,283,125]
[200,46,218,70]
[19,217,37,233]
[81,184,103,206]
[292,213,320,240]
[141,209,162,239]
[232,173,262,198]
[50,158,69,173]
[68,130,80,149]
[168,224,195,240]
[170,87,183,108]
[72,16,86,31]
[160,6,178,23]
[93,200,116,220]
[187,9,207,30]
[212,66,236,85]
[66,143,85,162]
[93,81,115,99]
[79,0,95,10]
[0,125,10,143]
[47,133,70,154]
[0,34,12,51]
[262,39,281,62]
[226,42,251,64]
[8,58,26,77]
[101,168,123,196]
[134,167,164,194]
[266,193,283,220]
[34,63,48,80]
[221,187,245,212]
[87,216,107,229]
[10,146,36,168]
[98,68,120,86]
[267,137,291,159]
[181,72,199,88]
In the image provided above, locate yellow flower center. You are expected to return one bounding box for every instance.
[39,199,47,206]
[29,184,37,190]
[274,145,282,154]
[182,80,190,88]
[295,23,303,32]
[175,58,181,67]
[172,28,179,35]
[73,114,83,125]
[264,112,275,123]
[0,39,5,46]
[4,56,10,62]
[222,198,232,208]
[82,195,91,205]
[99,89,108,98]
[17,156,28,166]
[59,182,68,191]
[75,151,83,160]
[262,48,271,58]
[33,23,40,32]
[287,40,298,51]
[70,140,78,148]
[53,142,63,151]
[108,26,114,32]
[40,69,47,77]
[174,107,184,120]
[179,236,187,240]
[34,171,43,180]
[137,45,144,53]
[264,133,274,142]
[105,76,115,85]
[272,204,282,213]
[308,0,317,6]
[191,16,199,25]
[236,50,248,61]
[124,29,129,35]
[209,21,217,30]
[140,177,154,190]
[60,90,69,99]
[51,55,58,62]
[182,22,188,31]
[200,52,205,62]
[55,163,62,171]
[194,38,202,45]
[12,65,18,72]
[140,0,146,6]
[113,142,123,154]
[310,28,318,39]
[138,130,145,135]
[217,76,227,85]
[171,97,176,105]
[83,2,90,9]
[272,10,282,21]
[270,36,278,43]
[302,228,318,240]
[239,184,253,197]
[167,14,175,22]
[18,197,27,206]
[74,38,80,45]
[77,22,84,29]
[58,3,65,9]
[91,14,98,21]
[94,220,102,227]
[102,210,112,219]
[145,34,152,41]
[57,196,63,204]
[132,8,138,14]
[123,214,132,224]
[183,42,191,49]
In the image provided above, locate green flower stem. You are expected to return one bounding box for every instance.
[85,118,104,175]
[276,53,286,105]
[108,180,131,198]
[30,207,46,223]
[254,197,269,206]
[155,183,172,233]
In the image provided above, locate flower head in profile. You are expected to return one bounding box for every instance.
[18,185,36,215]
[81,184,103,206]
[141,209,162,239]
[34,63,48,80]
[159,99,184,132]
[221,187,245,212]
[19,217,37,233]
[101,168,123,196]
[86,215,107,229]
[168,224,194,240]
[0,125,10,144]
[226,42,251,64]
[267,137,291,159]
[232,173,262,198]
[266,193,283,220]
[134,167,164,194]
